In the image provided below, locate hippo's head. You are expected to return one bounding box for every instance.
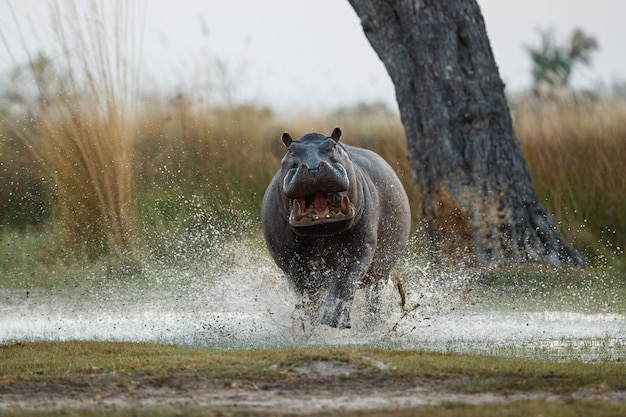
[279,127,357,236]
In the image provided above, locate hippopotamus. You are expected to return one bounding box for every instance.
[261,127,411,328]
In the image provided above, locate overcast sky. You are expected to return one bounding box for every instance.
[2,1,625,111]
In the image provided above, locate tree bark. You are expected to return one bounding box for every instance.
[348,0,585,267]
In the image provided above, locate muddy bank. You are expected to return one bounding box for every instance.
[2,368,625,413]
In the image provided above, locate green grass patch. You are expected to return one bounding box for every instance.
[473,264,626,314]
[1,342,625,416]
[1,341,624,392]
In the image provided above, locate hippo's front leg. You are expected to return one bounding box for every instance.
[321,243,375,328]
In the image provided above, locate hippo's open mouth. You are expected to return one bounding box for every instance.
[288,192,356,228]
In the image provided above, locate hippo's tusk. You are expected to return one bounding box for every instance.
[293,199,303,221]
[341,195,351,215]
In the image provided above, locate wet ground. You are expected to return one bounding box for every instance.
[3,362,625,413]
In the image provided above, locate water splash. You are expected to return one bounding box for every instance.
[1,232,624,362]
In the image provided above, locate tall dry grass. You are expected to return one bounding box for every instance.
[4,87,625,268]
[132,99,413,216]
[121,100,418,265]
[1,2,623,270]
[3,1,143,266]
[133,96,281,217]
[512,93,626,263]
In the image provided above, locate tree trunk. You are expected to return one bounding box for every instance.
[348,0,585,267]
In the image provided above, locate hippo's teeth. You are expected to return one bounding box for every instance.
[293,199,303,221]
[341,195,351,215]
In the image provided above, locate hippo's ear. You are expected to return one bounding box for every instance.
[331,127,342,142]
[281,132,293,147]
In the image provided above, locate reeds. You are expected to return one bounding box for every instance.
[512,93,626,263]
[3,1,143,266]
[133,96,281,224]
[3,89,625,268]
[1,3,624,270]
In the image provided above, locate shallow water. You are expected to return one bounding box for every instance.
[1,241,625,362]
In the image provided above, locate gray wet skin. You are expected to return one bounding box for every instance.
[261,128,411,328]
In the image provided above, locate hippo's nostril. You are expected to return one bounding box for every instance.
[299,164,307,170]
[319,161,327,168]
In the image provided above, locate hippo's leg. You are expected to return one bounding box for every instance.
[321,243,375,328]
[287,257,327,326]
[289,258,327,303]
[365,279,384,316]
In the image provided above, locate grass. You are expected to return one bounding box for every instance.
[0,340,618,377]
[2,95,624,275]
[473,264,626,314]
[2,92,624,274]
[0,341,622,388]
[1,1,142,268]
[513,93,626,266]
[0,341,625,416]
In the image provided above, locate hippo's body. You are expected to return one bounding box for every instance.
[261,128,411,328]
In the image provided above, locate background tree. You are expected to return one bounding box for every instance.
[525,28,598,89]
[348,0,586,267]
